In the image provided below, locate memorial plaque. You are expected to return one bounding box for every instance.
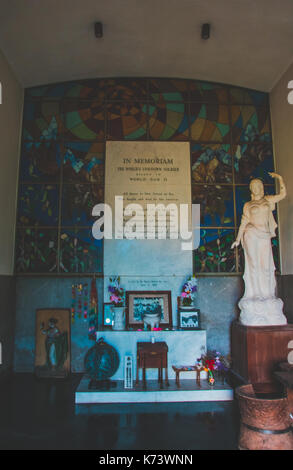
[103,141,193,324]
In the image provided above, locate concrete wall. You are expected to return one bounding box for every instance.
[270,61,293,321]
[14,277,104,372]
[13,276,241,372]
[0,50,23,377]
[270,62,293,275]
[0,49,23,275]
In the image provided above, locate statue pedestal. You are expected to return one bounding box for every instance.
[231,321,293,385]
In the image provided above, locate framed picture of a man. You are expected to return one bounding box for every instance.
[126,291,172,330]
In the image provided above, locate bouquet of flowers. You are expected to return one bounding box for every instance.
[108,276,125,307]
[197,350,230,386]
[180,275,197,306]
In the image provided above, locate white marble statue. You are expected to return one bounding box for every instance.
[231,172,287,326]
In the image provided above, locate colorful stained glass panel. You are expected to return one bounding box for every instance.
[231,105,271,143]
[106,78,148,100]
[59,229,103,273]
[63,100,105,141]
[149,78,189,102]
[190,104,230,142]
[17,184,59,226]
[192,185,234,227]
[189,81,228,104]
[19,141,61,182]
[230,87,269,106]
[191,143,232,183]
[61,184,104,226]
[23,101,64,141]
[194,229,236,273]
[62,142,104,184]
[149,101,189,140]
[107,102,148,140]
[15,228,58,273]
[233,142,274,183]
[26,79,108,100]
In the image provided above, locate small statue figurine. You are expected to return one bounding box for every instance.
[231,172,287,326]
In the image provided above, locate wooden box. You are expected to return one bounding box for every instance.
[231,321,293,385]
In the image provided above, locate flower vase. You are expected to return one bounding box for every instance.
[180,305,195,311]
[208,371,215,387]
[111,306,125,331]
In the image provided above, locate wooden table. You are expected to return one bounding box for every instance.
[136,342,169,389]
[274,370,293,413]
[172,365,205,387]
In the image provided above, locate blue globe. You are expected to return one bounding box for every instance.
[84,337,120,380]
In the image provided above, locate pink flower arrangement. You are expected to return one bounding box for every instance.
[108,276,125,307]
[180,275,197,306]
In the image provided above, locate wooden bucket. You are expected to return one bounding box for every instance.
[236,384,293,450]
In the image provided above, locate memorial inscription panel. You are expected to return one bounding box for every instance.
[104,141,193,323]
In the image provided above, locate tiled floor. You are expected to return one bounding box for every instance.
[0,374,239,450]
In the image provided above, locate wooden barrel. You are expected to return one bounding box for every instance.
[236,384,293,450]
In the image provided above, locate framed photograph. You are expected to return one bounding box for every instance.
[103,302,113,328]
[126,291,172,330]
[178,308,200,330]
[35,308,71,378]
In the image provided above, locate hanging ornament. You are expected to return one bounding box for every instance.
[83,283,89,321]
[88,276,98,340]
[71,284,76,323]
[77,283,83,319]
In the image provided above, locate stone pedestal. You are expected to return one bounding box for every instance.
[231,321,293,385]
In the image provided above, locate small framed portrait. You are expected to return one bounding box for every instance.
[35,308,71,378]
[178,308,200,330]
[103,303,113,328]
[126,291,172,330]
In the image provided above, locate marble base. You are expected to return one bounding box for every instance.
[239,296,287,326]
[75,376,234,404]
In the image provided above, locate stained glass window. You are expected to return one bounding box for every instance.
[191,143,232,183]
[107,101,148,140]
[18,184,59,226]
[15,228,58,273]
[59,229,103,273]
[149,101,189,140]
[192,185,234,227]
[19,141,61,182]
[189,104,230,142]
[194,229,235,273]
[17,77,276,275]
[62,142,104,184]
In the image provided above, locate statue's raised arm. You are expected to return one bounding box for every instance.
[231,175,287,326]
[266,172,287,204]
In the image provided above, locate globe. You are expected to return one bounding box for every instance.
[84,337,120,381]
